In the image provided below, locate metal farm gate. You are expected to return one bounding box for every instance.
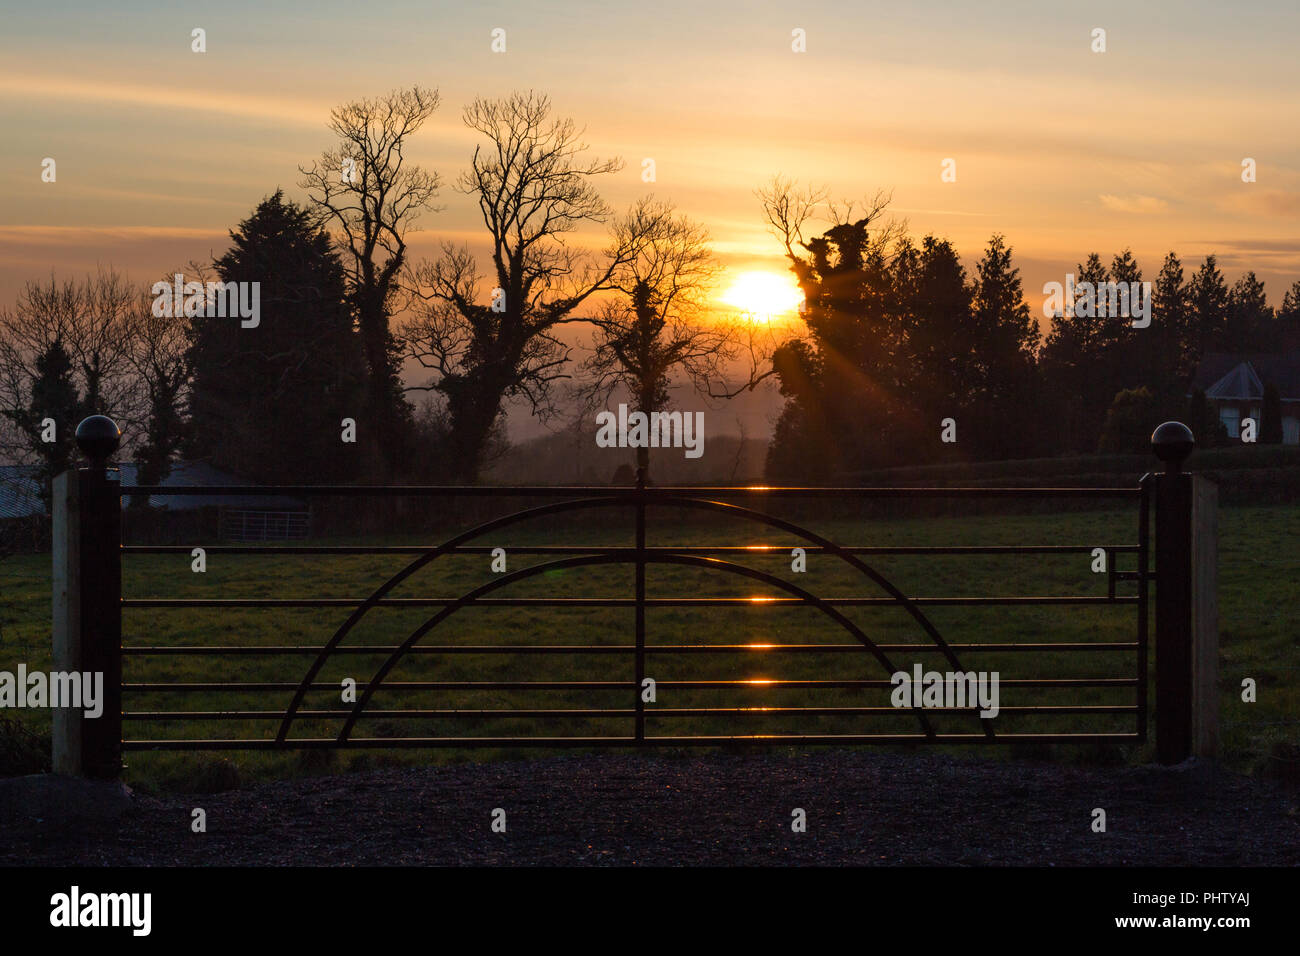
[52,417,1219,778]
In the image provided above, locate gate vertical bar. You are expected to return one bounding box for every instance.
[67,416,123,778]
[51,468,83,775]
[81,461,123,778]
[1136,474,1151,742]
[634,467,647,743]
[1154,431,1191,763]
[1190,476,1219,757]
[1151,421,1217,764]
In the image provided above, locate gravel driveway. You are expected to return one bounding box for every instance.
[3,751,1296,866]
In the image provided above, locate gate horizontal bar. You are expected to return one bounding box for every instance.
[123,484,1143,498]
[121,732,1143,750]
[122,705,1140,720]
[65,423,1157,769]
[121,641,1140,655]
[121,544,1141,555]
[121,595,1139,608]
[123,678,1138,692]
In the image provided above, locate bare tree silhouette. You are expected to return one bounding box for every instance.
[576,197,778,478]
[300,86,442,474]
[404,91,657,481]
[0,269,140,474]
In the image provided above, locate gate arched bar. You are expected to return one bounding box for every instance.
[278,490,997,743]
[650,495,995,737]
[274,496,627,743]
[336,552,942,743]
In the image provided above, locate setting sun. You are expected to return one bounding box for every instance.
[720,270,804,320]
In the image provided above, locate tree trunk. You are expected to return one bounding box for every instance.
[446,378,506,483]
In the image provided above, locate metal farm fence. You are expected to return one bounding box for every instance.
[51,417,1218,777]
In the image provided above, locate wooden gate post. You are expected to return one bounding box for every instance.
[52,416,123,778]
[1151,421,1218,764]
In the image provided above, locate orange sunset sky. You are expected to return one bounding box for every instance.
[4,0,1299,437]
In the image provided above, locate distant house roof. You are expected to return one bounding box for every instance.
[0,469,44,520]
[0,462,306,519]
[1190,351,1300,401]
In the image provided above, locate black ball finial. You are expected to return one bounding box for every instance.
[75,415,121,464]
[1151,421,1194,474]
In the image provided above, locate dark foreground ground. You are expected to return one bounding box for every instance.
[2,751,1297,866]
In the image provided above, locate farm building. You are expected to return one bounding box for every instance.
[0,461,308,540]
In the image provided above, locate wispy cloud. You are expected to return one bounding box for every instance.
[0,225,227,246]
[1217,190,1300,218]
[891,207,991,218]
[1098,194,1170,214]
[0,71,330,126]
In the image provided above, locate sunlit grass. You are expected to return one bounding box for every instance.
[1,503,1295,791]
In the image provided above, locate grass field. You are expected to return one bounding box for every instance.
[1,501,1296,792]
